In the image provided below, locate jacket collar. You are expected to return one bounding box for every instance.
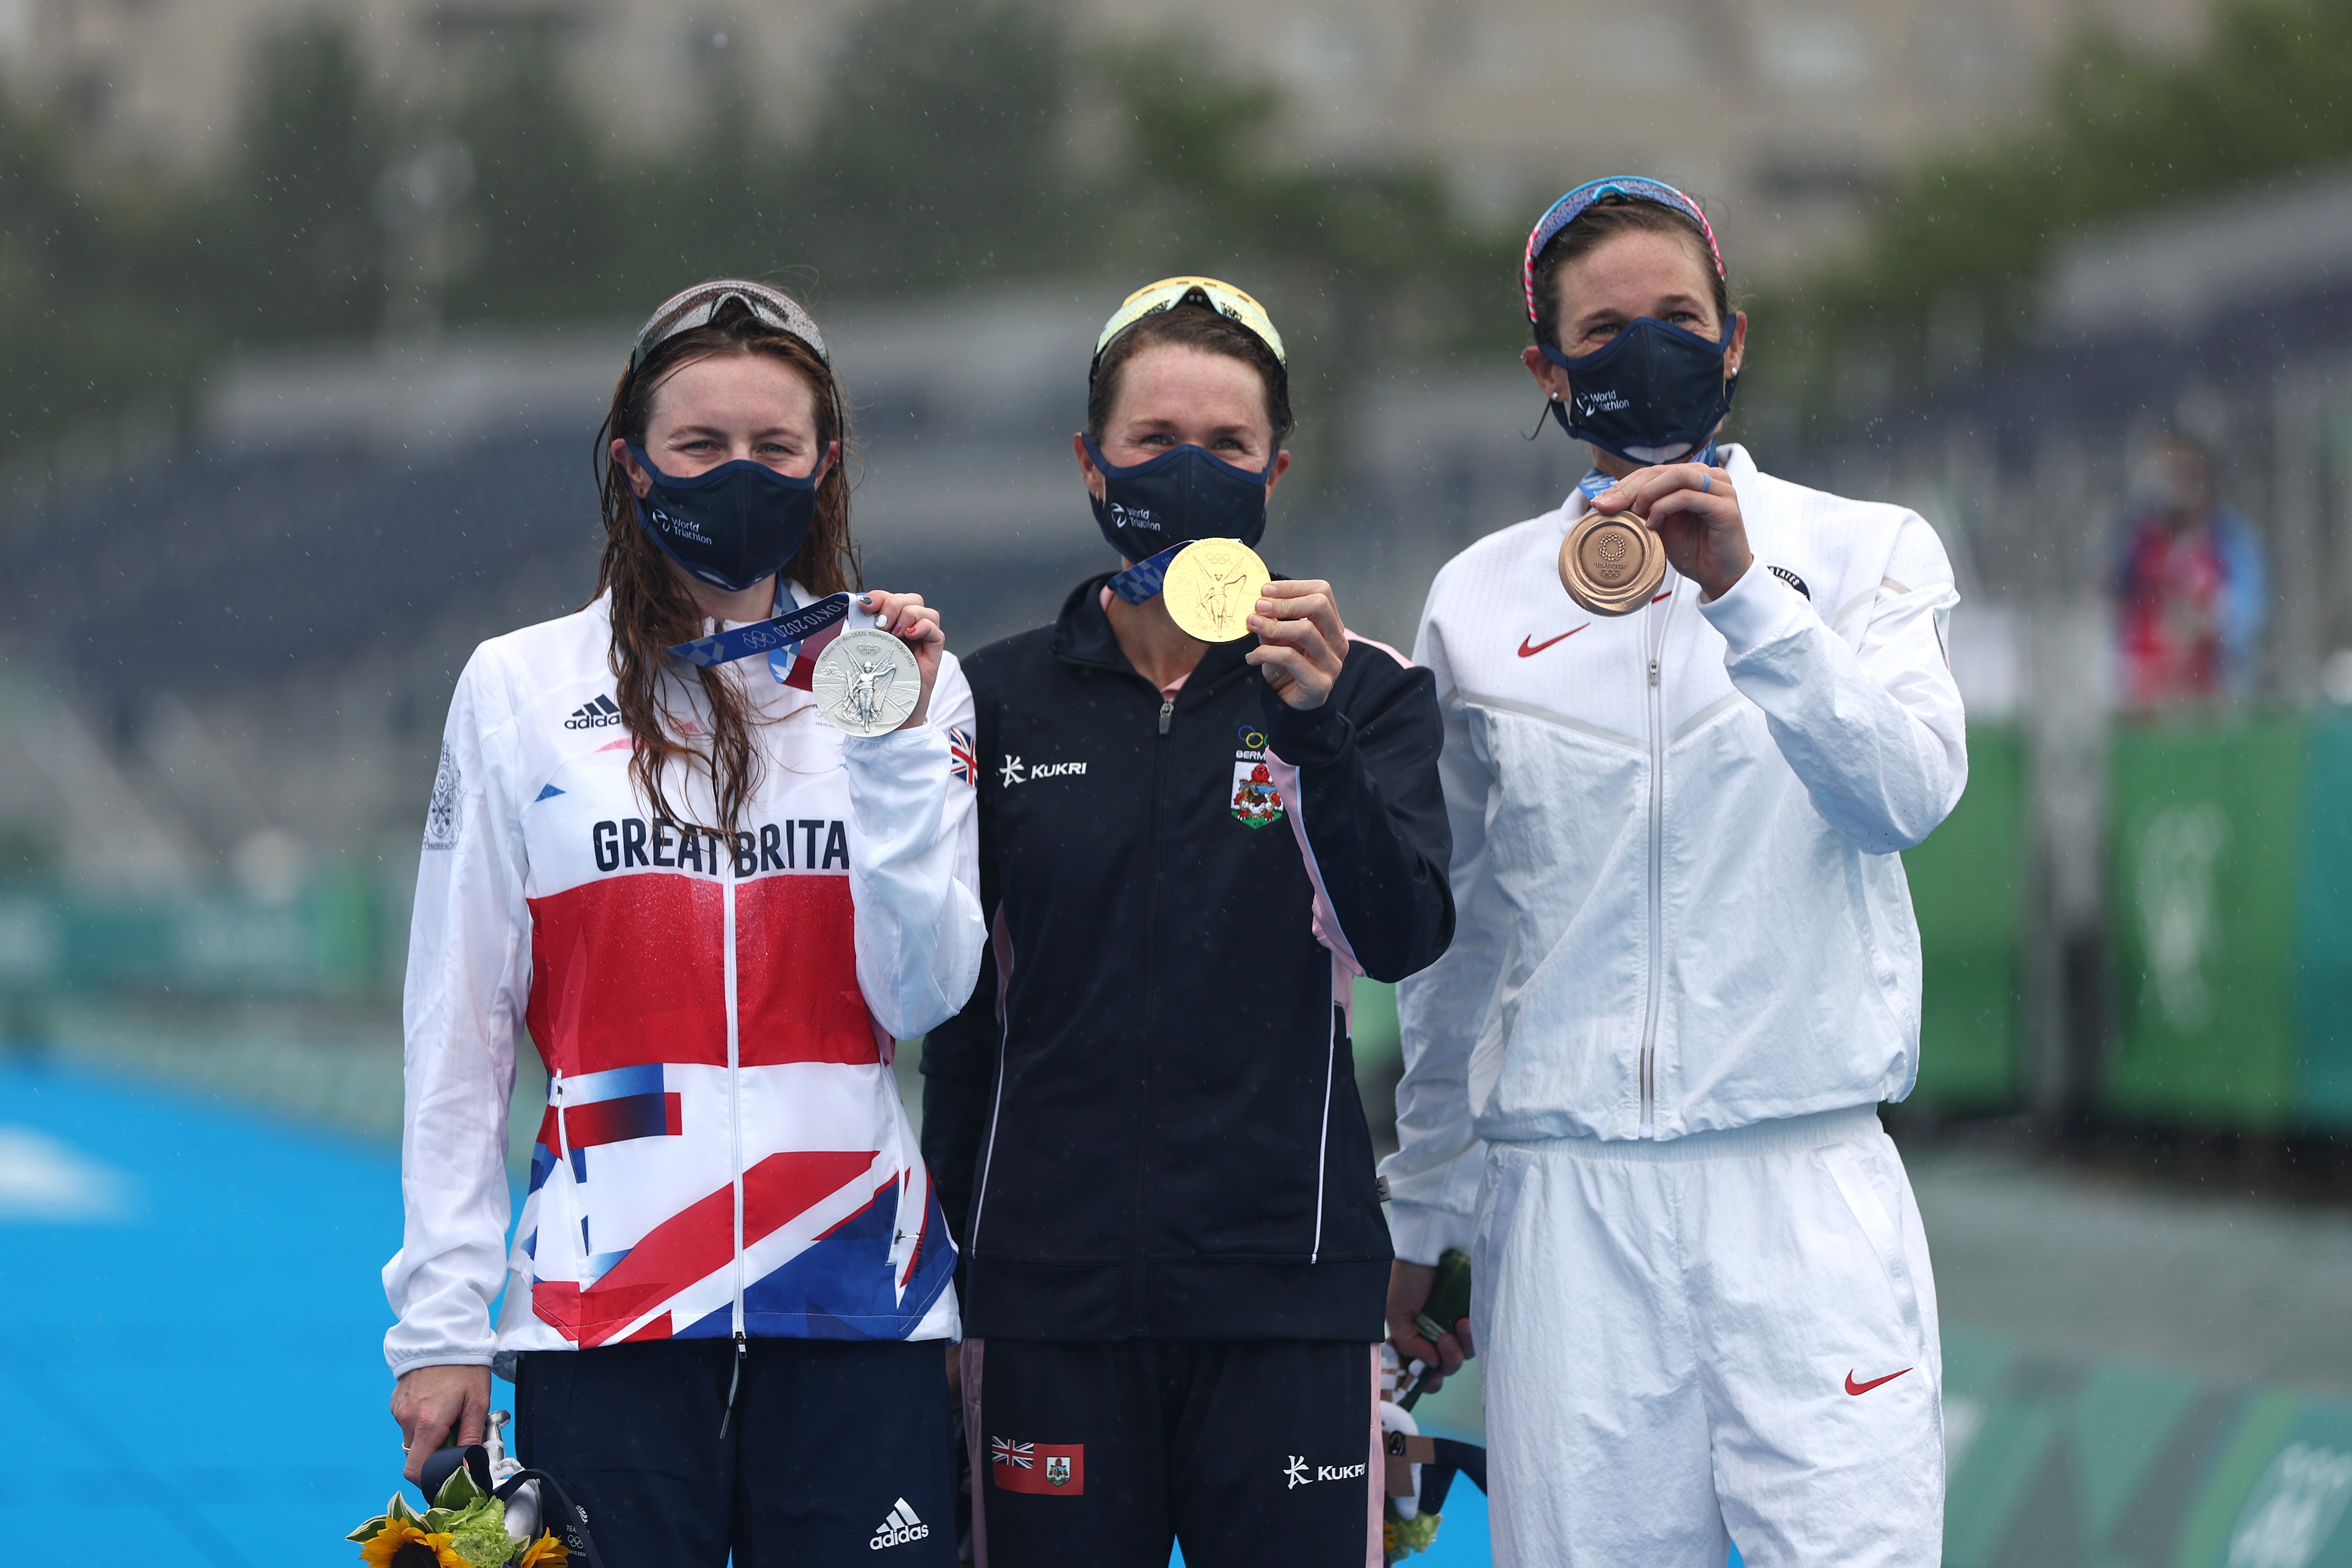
[1049,571,1260,690]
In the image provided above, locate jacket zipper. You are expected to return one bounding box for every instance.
[552,1067,569,1185]
[969,693,1179,1263]
[720,865,748,1391]
[1638,589,1678,1137]
[1131,689,1176,1324]
[968,982,1009,1250]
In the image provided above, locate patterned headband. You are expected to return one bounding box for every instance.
[1522,177,1724,323]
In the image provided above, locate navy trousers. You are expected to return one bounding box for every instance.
[517,1336,958,1567]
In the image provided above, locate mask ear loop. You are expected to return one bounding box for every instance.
[1522,392,1558,442]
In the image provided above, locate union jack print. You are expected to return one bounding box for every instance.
[948,727,978,788]
[991,1437,1034,1469]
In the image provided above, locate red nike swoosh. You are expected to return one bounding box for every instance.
[1845,1368,1912,1396]
[1517,626,1589,657]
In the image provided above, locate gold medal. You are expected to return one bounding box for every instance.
[1162,538,1270,643]
[1558,511,1666,616]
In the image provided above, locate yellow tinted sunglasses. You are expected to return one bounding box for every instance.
[1090,276,1286,374]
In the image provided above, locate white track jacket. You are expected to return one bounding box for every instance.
[1383,444,1967,1264]
[384,592,984,1375]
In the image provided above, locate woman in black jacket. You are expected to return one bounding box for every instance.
[920,277,1454,1568]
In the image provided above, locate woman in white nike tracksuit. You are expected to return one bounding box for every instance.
[382,280,983,1567]
[1381,178,1966,1566]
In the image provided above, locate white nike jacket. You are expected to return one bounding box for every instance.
[383,591,984,1376]
[1382,444,1967,1264]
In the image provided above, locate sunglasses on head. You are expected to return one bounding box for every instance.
[1091,275,1287,378]
[631,280,829,371]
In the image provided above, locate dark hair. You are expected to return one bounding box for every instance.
[592,298,858,838]
[1531,196,1733,352]
[1087,299,1294,447]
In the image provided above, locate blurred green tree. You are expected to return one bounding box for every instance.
[445,27,618,322]
[1767,0,2352,426]
[0,0,1520,481]
[797,0,1075,288]
[209,19,391,340]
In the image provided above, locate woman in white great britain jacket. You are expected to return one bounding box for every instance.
[1381,180,1967,1566]
[384,281,983,1567]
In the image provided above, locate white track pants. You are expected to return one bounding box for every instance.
[1474,1104,1944,1567]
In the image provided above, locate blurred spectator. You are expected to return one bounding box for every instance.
[2112,432,2267,703]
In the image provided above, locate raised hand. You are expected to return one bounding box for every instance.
[857,590,947,729]
[1590,461,1753,601]
[1245,579,1348,710]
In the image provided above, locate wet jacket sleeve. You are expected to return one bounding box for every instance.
[1698,513,1969,854]
[383,647,530,1377]
[1259,645,1455,985]
[1379,605,1502,1266]
[842,651,987,1042]
[920,723,1000,1254]
[921,940,998,1253]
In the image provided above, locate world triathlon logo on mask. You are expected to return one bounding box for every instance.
[649,506,713,545]
[1574,388,1631,418]
[1108,502,1160,532]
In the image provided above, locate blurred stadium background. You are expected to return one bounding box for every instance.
[5,0,2352,1562]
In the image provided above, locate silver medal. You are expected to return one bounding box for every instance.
[812,625,920,736]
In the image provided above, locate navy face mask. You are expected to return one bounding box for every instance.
[1082,435,1275,562]
[1543,315,1738,467]
[628,444,823,594]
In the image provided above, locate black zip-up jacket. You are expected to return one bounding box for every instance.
[920,573,1454,1343]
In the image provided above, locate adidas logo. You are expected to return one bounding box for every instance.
[868,1498,929,1550]
[565,695,623,730]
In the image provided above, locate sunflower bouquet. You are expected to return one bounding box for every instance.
[347,1449,568,1568]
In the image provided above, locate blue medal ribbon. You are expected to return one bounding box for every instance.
[1107,543,1185,605]
[1575,444,1718,505]
[669,591,856,670]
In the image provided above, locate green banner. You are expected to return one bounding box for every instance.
[0,875,384,997]
[1903,726,2026,1111]
[2297,715,2352,1125]
[1943,1329,2352,1567]
[2107,718,2306,1129]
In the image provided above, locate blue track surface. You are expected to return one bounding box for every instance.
[0,1062,405,1565]
[1171,1494,1490,1568]
[0,1062,1506,1565]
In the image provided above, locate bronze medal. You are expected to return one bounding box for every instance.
[1558,511,1666,616]
[1163,538,1270,643]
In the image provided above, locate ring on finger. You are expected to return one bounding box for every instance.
[1698,470,1712,494]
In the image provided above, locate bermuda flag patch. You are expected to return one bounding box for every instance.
[948,727,978,787]
[992,1438,1084,1495]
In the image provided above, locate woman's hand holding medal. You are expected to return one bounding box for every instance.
[1590,461,1753,602]
[854,590,946,729]
[1246,578,1350,711]
[1155,538,1347,711]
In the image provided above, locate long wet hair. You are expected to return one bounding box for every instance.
[591,298,858,836]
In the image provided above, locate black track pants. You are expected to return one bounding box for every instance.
[516,1337,958,1567]
[961,1337,1378,1568]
